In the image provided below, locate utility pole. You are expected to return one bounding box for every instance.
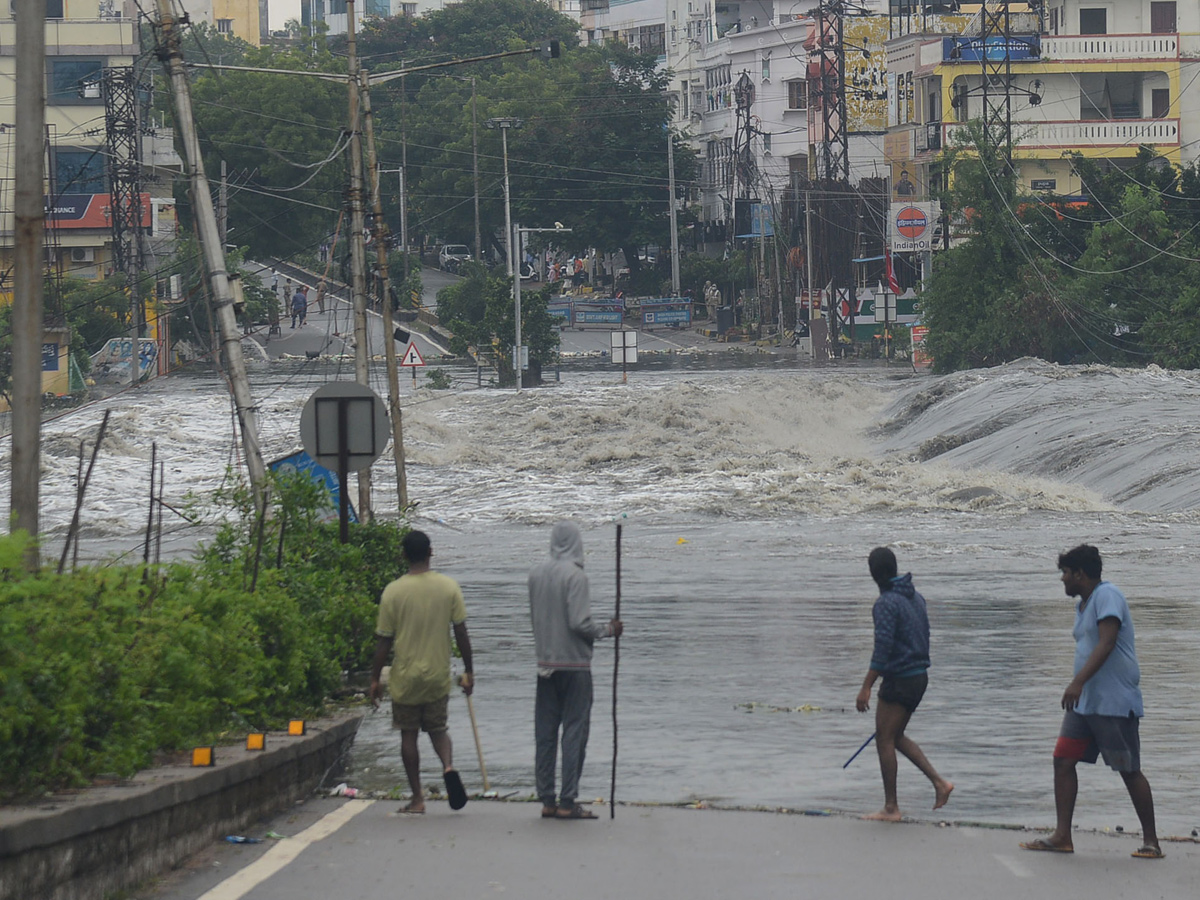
[153,0,267,508]
[219,159,229,245]
[667,125,680,296]
[471,76,481,262]
[360,69,409,510]
[12,0,45,567]
[400,61,409,284]
[487,117,521,387]
[346,0,374,520]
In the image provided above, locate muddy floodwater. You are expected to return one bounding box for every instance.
[13,357,1200,836]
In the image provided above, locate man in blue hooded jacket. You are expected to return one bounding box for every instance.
[529,522,622,820]
[855,547,954,821]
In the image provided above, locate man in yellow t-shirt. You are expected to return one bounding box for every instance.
[370,531,474,813]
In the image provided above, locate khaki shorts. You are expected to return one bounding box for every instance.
[392,695,449,734]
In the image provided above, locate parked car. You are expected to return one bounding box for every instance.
[439,244,471,272]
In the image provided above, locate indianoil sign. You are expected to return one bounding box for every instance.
[890,202,938,252]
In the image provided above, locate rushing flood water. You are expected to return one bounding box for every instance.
[11,357,1200,835]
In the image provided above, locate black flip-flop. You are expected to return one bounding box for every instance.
[443,769,468,810]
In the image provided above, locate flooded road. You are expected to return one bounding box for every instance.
[11,358,1200,835]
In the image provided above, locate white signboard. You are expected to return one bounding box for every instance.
[400,341,425,367]
[890,202,939,252]
[610,330,638,364]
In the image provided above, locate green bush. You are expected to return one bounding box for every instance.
[0,474,407,801]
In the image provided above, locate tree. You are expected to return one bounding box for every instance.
[436,262,559,383]
[919,123,1084,371]
[184,33,348,258]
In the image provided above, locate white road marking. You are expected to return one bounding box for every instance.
[992,853,1033,878]
[197,799,374,900]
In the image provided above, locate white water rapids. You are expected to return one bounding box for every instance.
[7,357,1200,835]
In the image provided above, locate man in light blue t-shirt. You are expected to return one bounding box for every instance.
[1019,544,1162,859]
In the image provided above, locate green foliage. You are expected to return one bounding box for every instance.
[0,474,406,799]
[916,124,1200,372]
[425,368,453,389]
[436,262,559,381]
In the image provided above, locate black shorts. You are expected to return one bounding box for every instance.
[878,671,928,712]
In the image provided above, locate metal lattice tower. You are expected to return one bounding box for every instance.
[102,66,145,278]
[817,1,850,184]
[978,2,1014,167]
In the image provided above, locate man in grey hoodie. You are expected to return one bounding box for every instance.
[529,522,623,820]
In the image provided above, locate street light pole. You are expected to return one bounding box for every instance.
[513,220,522,392]
[486,117,522,388]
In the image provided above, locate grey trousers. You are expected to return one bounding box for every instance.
[535,670,593,808]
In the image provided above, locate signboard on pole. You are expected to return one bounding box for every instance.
[400,341,425,368]
[890,202,938,252]
[610,330,638,364]
[299,382,389,541]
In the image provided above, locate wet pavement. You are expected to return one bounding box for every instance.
[138,796,1200,900]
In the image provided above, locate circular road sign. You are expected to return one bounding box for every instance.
[299,382,390,472]
[895,206,929,242]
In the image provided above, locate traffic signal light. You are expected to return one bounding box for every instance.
[540,40,560,59]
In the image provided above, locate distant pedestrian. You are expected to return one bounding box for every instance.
[855,547,953,821]
[315,279,327,314]
[529,522,622,820]
[290,286,307,328]
[370,531,474,814]
[1019,544,1162,858]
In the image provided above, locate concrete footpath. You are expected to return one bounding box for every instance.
[137,796,1199,900]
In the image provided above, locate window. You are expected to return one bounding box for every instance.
[216,19,233,34]
[45,0,64,18]
[1152,88,1170,118]
[1049,7,1058,34]
[1150,2,1176,34]
[762,133,772,153]
[761,53,771,81]
[1079,8,1107,34]
[48,59,103,105]
[681,80,689,118]
[53,148,107,195]
[787,80,806,110]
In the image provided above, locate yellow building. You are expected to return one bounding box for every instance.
[0,1,181,394]
[212,0,265,46]
[887,2,1195,204]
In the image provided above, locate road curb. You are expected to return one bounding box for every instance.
[0,711,362,900]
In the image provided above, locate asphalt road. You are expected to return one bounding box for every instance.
[137,797,1199,900]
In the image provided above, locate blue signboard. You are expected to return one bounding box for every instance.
[575,310,623,325]
[268,450,358,524]
[644,309,692,326]
[943,34,1040,62]
[640,297,688,307]
[43,342,60,371]
[548,303,572,321]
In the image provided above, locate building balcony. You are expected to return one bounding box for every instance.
[943,118,1180,151]
[938,33,1179,66]
[0,19,138,55]
[1041,33,1178,62]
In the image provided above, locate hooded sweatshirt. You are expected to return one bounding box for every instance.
[529,523,613,672]
[869,573,931,677]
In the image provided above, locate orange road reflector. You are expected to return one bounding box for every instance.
[192,747,215,767]
[287,720,306,736]
[246,733,266,751]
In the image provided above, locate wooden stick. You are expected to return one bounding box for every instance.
[143,442,157,566]
[58,410,111,574]
[464,690,491,793]
[610,522,622,819]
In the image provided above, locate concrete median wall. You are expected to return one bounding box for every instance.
[0,712,362,900]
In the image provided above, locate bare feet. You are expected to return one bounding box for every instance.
[864,807,903,822]
[933,780,955,810]
[400,800,425,815]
